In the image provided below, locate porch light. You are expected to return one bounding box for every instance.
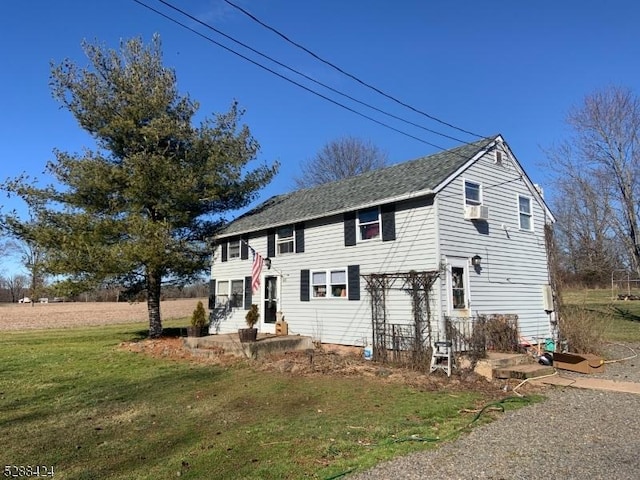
[264,257,272,270]
[471,255,482,267]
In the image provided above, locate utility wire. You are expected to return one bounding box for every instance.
[133,0,448,150]
[223,0,484,139]
[152,0,466,144]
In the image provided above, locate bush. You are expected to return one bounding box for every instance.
[558,304,609,354]
[191,300,207,327]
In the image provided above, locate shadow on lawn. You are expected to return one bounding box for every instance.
[130,326,189,341]
[612,306,640,322]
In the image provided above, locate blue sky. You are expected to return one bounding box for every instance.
[1,0,639,275]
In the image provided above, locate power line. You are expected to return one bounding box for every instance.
[151,0,467,144]
[133,0,448,150]
[223,0,484,139]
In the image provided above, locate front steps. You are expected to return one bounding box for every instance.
[474,352,555,381]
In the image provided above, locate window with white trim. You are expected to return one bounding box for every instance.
[276,225,294,254]
[311,268,347,298]
[216,280,229,306]
[228,239,240,259]
[464,180,482,206]
[518,195,533,231]
[230,279,244,307]
[358,207,380,241]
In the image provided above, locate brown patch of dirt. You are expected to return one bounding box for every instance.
[118,336,528,397]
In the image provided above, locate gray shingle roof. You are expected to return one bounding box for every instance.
[220,136,497,237]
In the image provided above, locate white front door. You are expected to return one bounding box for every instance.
[261,275,279,333]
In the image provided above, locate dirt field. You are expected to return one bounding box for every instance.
[0,298,206,331]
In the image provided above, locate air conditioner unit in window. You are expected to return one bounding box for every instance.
[464,205,489,220]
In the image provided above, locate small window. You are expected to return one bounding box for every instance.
[464,180,482,206]
[518,195,533,231]
[312,271,327,298]
[358,207,380,241]
[311,269,347,299]
[230,279,244,307]
[229,240,240,259]
[495,150,503,165]
[451,267,466,309]
[276,225,294,255]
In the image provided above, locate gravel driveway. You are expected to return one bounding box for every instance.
[351,343,640,480]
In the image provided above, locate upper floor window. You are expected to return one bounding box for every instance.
[228,239,240,259]
[464,180,482,206]
[358,207,380,241]
[518,195,533,231]
[277,225,294,254]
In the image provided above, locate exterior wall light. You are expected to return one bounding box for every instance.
[471,255,482,267]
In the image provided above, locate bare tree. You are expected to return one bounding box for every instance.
[294,136,388,189]
[17,239,47,304]
[546,86,640,280]
[5,273,27,303]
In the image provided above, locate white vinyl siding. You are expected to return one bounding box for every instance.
[211,196,438,345]
[437,149,552,341]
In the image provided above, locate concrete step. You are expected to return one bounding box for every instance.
[183,333,314,359]
[494,363,555,380]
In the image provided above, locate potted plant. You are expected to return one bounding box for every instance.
[239,303,259,342]
[187,300,208,337]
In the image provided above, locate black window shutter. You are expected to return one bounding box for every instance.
[221,242,228,262]
[241,236,249,260]
[295,222,305,253]
[300,269,310,301]
[381,204,396,242]
[344,212,356,246]
[267,229,276,257]
[347,265,360,301]
[208,279,216,310]
[244,276,252,310]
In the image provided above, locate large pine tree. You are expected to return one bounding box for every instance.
[2,35,277,337]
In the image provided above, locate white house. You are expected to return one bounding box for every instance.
[208,135,556,349]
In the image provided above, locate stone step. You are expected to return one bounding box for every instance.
[494,363,555,380]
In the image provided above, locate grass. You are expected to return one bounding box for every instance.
[0,319,524,480]
[561,288,640,343]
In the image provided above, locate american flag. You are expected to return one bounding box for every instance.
[251,250,263,294]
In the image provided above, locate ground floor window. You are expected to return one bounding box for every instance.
[216,279,244,307]
[311,268,347,298]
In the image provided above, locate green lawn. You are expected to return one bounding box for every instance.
[0,320,521,480]
[561,288,640,342]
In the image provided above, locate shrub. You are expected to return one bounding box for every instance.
[558,304,609,354]
[191,300,207,327]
